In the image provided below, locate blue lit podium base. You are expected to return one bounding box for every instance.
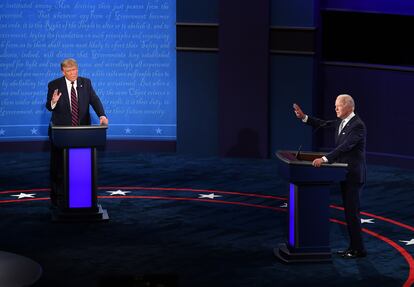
[50,125,109,222]
[51,204,109,222]
[274,151,347,263]
[274,244,332,263]
[50,147,109,222]
[0,251,42,286]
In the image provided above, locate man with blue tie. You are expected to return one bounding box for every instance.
[46,58,108,206]
[293,94,367,259]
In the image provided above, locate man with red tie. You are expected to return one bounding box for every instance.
[293,94,367,259]
[46,58,108,206]
[46,58,108,126]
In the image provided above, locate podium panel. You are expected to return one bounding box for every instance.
[274,150,347,263]
[50,124,108,221]
[68,148,92,208]
[51,125,107,148]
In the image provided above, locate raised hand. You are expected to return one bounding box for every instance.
[52,89,62,105]
[293,103,305,119]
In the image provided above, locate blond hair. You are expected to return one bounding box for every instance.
[60,58,78,70]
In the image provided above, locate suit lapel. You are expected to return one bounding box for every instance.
[59,77,71,114]
[341,115,357,134]
[336,115,358,144]
[76,77,84,114]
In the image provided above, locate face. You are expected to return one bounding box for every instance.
[62,65,78,82]
[335,98,352,119]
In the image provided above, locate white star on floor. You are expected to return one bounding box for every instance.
[280,203,288,208]
[125,128,132,134]
[361,218,375,224]
[30,128,38,135]
[0,128,5,136]
[400,239,414,246]
[198,193,222,199]
[11,193,36,199]
[155,128,162,134]
[107,190,130,196]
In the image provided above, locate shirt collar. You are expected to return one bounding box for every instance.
[343,112,355,123]
[65,77,77,87]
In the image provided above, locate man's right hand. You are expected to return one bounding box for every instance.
[51,89,62,105]
[293,103,305,119]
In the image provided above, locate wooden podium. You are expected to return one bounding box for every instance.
[50,124,108,221]
[274,150,347,263]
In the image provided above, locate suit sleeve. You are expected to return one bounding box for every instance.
[88,80,106,117]
[325,122,365,162]
[306,116,336,129]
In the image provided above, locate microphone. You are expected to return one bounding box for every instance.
[295,121,331,160]
[295,144,303,160]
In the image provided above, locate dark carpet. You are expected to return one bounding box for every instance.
[0,151,413,287]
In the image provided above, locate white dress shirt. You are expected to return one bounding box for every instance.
[51,78,77,110]
[338,112,355,135]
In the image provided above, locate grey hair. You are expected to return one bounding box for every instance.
[337,94,355,110]
[61,58,78,70]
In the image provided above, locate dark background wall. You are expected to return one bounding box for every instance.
[218,0,269,158]
[269,0,319,156]
[176,0,218,156]
[318,1,414,167]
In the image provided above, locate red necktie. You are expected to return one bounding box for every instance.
[71,82,79,126]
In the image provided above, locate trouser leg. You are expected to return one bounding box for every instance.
[340,181,365,251]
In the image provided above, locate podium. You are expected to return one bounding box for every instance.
[274,150,347,263]
[50,124,108,221]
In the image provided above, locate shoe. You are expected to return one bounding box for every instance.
[336,249,351,255]
[341,249,367,259]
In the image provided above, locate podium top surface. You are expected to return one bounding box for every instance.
[51,125,108,130]
[275,150,347,183]
[276,150,347,168]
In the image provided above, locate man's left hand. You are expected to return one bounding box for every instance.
[99,116,108,126]
[312,158,324,168]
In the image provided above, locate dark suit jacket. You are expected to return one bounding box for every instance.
[307,115,367,183]
[46,76,106,126]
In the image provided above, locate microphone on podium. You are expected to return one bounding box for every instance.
[295,144,303,160]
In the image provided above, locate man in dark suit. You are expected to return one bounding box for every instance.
[46,58,108,206]
[46,58,108,126]
[293,94,367,259]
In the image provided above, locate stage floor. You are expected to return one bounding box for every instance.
[1,152,413,287]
